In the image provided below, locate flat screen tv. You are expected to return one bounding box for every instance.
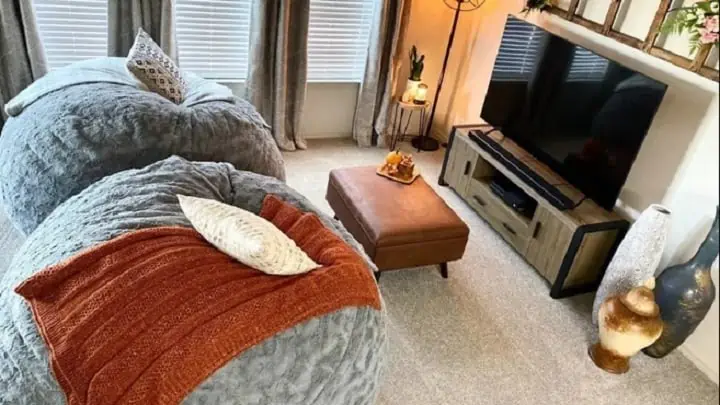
[481,16,667,211]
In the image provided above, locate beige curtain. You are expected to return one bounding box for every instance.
[107,0,177,61]
[0,0,47,127]
[352,0,412,147]
[245,0,310,151]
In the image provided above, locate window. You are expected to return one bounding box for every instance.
[34,0,108,70]
[566,48,609,82]
[34,0,375,82]
[176,0,252,81]
[307,0,376,82]
[491,17,544,81]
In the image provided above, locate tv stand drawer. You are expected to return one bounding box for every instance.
[466,179,531,237]
[466,179,530,254]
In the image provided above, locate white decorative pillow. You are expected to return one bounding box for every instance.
[177,195,320,276]
[126,28,187,104]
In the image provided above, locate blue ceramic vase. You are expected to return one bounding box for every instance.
[644,207,719,358]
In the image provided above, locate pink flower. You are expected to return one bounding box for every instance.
[699,28,720,44]
[705,15,720,33]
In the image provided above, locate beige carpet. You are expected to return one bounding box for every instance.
[1,139,717,404]
[284,138,719,405]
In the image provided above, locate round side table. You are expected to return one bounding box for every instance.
[388,100,432,151]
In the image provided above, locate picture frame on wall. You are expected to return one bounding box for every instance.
[548,0,719,81]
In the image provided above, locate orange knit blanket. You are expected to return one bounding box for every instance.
[15,195,381,405]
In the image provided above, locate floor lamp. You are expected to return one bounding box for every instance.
[414,0,486,152]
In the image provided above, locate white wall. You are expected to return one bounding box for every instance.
[404,1,720,382]
[301,83,358,139]
[660,96,720,383]
[221,82,357,139]
[391,0,482,138]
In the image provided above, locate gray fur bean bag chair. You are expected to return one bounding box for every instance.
[0,57,285,235]
[0,156,386,405]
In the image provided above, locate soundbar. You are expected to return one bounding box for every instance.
[469,130,575,210]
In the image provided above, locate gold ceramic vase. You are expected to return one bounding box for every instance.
[589,278,663,374]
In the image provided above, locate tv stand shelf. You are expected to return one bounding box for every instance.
[439,124,629,298]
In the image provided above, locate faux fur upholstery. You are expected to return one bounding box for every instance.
[0,58,285,235]
[0,156,386,405]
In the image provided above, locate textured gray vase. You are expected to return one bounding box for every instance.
[592,204,671,325]
[644,206,719,358]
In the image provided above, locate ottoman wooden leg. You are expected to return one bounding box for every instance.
[439,263,448,279]
[374,271,381,281]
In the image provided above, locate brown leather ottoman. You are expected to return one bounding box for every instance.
[326,166,469,279]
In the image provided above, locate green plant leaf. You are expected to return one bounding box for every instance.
[661,14,687,36]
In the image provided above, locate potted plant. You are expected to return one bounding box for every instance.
[523,0,554,13]
[662,1,720,54]
[402,45,425,103]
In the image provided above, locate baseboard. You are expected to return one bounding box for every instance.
[431,128,450,144]
[304,128,448,143]
[679,346,719,384]
[302,133,352,140]
[614,200,642,220]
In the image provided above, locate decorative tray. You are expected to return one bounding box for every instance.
[376,165,420,185]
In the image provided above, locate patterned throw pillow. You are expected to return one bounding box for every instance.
[126,28,187,104]
[177,195,321,276]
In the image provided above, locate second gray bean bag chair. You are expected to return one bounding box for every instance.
[0,156,386,405]
[0,58,285,235]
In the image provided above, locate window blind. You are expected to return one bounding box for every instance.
[34,0,108,70]
[307,0,376,82]
[176,0,251,81]
[567,48,609,82]
[492,17,544,81]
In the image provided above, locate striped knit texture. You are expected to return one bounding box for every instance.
[14,195,381,405]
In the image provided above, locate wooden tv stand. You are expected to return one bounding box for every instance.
[439,124,629,298]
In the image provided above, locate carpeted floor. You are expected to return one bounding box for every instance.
[283,138,719,405]
[1,138,718,404]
